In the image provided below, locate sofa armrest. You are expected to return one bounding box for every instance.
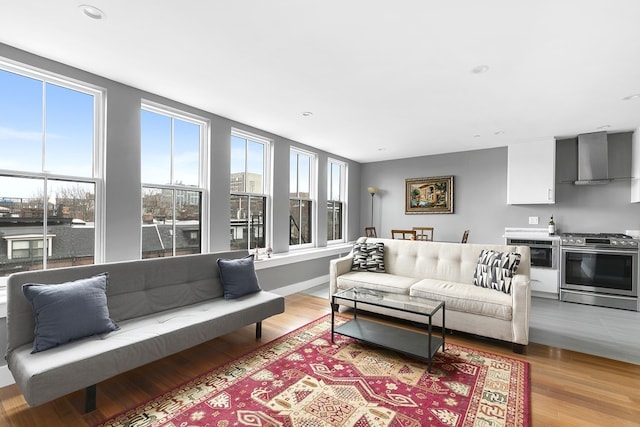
[510,274,531,345]
[329,255,353,298]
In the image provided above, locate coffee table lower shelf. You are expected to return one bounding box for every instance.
[333,318,444,366]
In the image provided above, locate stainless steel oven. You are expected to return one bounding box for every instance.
[560,233,639,311]
[506,238,558,269]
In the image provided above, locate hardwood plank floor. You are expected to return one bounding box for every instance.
[1,292,639,426]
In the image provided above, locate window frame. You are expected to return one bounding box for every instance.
[229,129,272,251]
[0,59,106,277]
[140,100,210,258]
[289,147,317,249]
[327,158,347,243]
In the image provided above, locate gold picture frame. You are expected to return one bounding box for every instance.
[405,176,454,214]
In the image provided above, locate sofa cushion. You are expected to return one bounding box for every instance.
[473,249,521,294]
[351,242,385,272]
[337,271,419,294]
[410,279,513,320]
[217,254,262,299]
[22,273,119,353]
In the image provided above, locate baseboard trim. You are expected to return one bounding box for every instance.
[0,365,15,387]
[270,275,328,296]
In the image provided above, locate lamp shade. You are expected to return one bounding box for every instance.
[367,186,378,195]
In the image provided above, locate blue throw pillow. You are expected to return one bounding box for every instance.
[22,273,119,353]
[217,254,262,299]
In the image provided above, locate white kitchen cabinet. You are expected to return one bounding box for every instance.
[530,267,559,299]
[631,128,640,202]
[507,137,556,204]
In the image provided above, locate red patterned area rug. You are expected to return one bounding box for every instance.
[96,315,530,427]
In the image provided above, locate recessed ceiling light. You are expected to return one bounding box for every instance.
[473,134,481,138]
[302,111,313,117]
[494,130,505,135]
[622,93,640,101]
[471,65,490,74]
[596,124,611,130]
[79,4,105,20]
[377,147,386,151]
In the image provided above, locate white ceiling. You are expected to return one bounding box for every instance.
[2,0,640,163]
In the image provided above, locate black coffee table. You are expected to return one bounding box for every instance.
[331,287,445,372]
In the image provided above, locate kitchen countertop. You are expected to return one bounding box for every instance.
[503,227,560,240]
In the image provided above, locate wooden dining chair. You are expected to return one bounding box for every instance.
[412,226,434,241]
[391,229,417,240]
[461,230,470,243]
[364,226,377,238]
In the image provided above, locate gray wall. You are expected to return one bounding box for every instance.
[0,43,362,257]
[361,132,640,244]
[0,43,362,368]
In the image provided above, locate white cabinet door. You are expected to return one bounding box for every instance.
[530,267,559,297]
[507,137,556,204]
[631,129,640,202]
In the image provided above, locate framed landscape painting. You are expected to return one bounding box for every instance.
[405,176,454,214]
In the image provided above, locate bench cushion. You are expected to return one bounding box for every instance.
[7,291,284,407]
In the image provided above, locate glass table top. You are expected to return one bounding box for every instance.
[333,287,444,316]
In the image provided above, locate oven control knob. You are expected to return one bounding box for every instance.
[612,240,618,245]
[576,239,583,245]
[630,241,638,247]
[620,241,627,246]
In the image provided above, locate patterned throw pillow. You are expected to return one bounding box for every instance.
[351,242,386,272]
[473,249,521,294]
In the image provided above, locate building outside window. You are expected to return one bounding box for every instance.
[140,102,208,258]
[0,62,104,280]
[327,158,347,242]
[230,130,269,251]
[289,148,315,247]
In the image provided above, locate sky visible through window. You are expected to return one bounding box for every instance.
[230,134,265,192]
[141,109,201,186]
[0,68,94,199]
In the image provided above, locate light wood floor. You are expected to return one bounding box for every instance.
[1,292,639,426]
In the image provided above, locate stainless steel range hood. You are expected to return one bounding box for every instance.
[574,131,612,185]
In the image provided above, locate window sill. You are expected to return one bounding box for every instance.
[253,243,353,270]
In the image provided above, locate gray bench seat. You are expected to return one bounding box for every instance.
[5,251,285,409]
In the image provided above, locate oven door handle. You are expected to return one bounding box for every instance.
[561,246,638,256]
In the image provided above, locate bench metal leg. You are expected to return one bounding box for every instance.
[256,321,262,339]
[85,384,97,413]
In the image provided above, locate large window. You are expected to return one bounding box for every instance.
[140,102,208,258]
[230,130,269,251]
[327,159,347,242]
[289,148,315,247]
[0,62,103,280]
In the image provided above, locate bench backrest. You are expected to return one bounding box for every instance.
[6,250,247,352]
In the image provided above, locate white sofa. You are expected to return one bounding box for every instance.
[329,237,531,351]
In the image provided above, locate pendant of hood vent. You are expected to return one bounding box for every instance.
[574,131,612,185]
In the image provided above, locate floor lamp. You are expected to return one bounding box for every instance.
[367,186,378,226]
